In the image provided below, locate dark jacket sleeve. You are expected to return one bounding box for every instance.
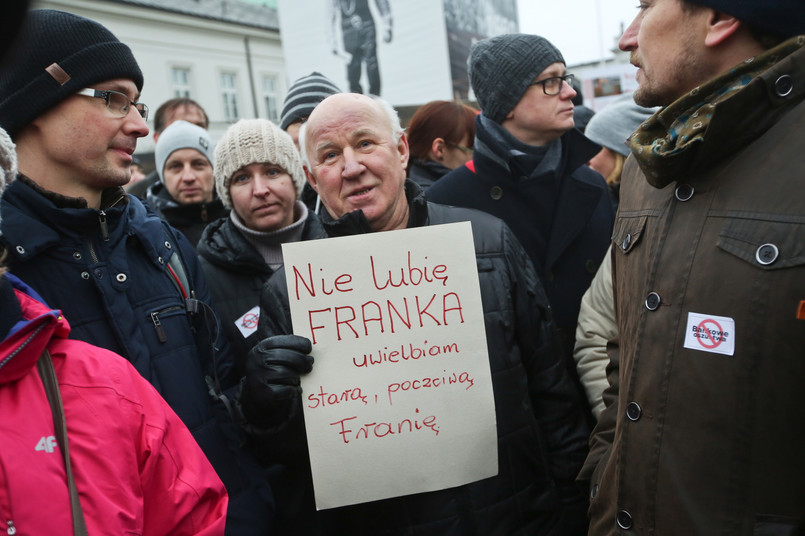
[504,225,590,503]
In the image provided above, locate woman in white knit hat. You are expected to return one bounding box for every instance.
[197,118,325,363]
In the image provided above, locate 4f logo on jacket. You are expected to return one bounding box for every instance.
[35,436,58,453]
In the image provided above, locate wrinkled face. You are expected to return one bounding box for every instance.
[619,0,710,107]
[501,62,576,146]
[230,162,298,232]
[25,78,149,193]
[162,148,214,204]
[304,94,410,232]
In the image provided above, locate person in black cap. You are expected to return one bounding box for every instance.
[581,2,805,535]
[427,34,615,426]
[0,10,275,535]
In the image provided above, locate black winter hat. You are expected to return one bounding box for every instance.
[686,0,805,39]
[0,9,143,137]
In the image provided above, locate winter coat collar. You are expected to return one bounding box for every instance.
[0,273,67,384]
[321,180,429,237]
[630,36,805,187]
[145,181,228,227]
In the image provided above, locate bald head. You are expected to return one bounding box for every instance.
[300,93,410,233]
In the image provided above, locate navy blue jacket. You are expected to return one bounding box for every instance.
[0,177,274,535]
[427,125,615,337]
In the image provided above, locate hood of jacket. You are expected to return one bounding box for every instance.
[0,273,68,385]
[197,216,271,276]
[1,178,178,275]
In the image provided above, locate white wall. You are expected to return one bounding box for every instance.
[34,0,286,156]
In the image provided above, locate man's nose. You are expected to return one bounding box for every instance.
[342,148,364,178]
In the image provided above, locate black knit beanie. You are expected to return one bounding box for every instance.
[0,9,143,137]
[469,34,564,124]
[279,72,341,131]
[686,0,804,39]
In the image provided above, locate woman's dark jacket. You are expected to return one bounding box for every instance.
[0,178,274,535]
[197,211,326,370]
[407,158,452,192]
[146,181,229,247]
[253,181,590,535]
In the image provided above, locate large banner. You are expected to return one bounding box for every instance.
[282,222,497,510]
[277,0,517,106]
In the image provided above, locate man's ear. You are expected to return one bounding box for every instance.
[704,10,742,47]
[304,165,318,193]
[397,132,410,169]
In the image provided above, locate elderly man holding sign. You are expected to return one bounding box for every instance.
[238,92,590,535]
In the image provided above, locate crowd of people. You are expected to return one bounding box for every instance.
[0,1,802,535]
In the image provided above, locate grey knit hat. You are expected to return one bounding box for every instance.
[213,118,306,209]
[0,9,143,137]
[469,33,564,123]
[584,94,658,157]
[155,120,213,182]
[279,72,341,131]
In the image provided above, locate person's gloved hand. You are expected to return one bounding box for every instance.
[240,334,314,429]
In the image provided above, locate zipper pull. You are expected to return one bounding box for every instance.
[7,520,16,535]
[150,312,167,343]
[99,210,109,241]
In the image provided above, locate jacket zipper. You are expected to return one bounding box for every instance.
[98,210,109,241]
[149,305,184,343]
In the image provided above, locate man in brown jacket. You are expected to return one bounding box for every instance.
[580,1,805,534]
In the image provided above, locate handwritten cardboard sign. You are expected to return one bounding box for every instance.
[282,222,497,510]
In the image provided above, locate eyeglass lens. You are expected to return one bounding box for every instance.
[106,90,149,120]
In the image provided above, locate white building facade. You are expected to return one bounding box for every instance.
[34,0,286,159]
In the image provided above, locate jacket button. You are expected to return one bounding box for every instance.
[490,186,503,200]
[774,75,793,97]
[617,510,633,530]
[116,273,127,283]
[585,259,598,274]
[622,233,632,251]
[755,243,779,266]
[72,251,82,260]
[164,241,172,249]
[94,269,103,279]
[15,245,25,254]
[158,256,165,265]
[81,272,90,280]
[626,402,642,421]
[674,184,694,201]
[645,292,661,310]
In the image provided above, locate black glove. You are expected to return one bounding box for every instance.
[240,334,314,429]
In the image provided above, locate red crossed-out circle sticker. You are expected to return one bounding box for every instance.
[241,313,259,329]
[696,318,725,349]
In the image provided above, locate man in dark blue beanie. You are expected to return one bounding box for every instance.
[0,10,276,534]
[427,33,615,462]
[582,1,805,535]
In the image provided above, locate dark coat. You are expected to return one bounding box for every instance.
[583,42,805,536]
[197,211,326,371]
[254,181,590,536]
[146,181,230,248]
[0,178,274,535]
[407,158,452,192]
[426,125,615,338]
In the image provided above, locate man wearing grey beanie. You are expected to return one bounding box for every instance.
[146,120,229,247]
[0,10,275,534]
[427,33,615,466]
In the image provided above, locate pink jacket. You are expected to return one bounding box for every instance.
[0,275,228,535]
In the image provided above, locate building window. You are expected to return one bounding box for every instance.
[172,67,191,98]
[262,75,280,123]
[221,72,239,122]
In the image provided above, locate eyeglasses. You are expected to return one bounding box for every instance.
[447,142,473,155]
[530,74,575,96]
[77,88,149,120]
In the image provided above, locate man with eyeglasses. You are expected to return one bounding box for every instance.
[428,34,615,429]
[0,9,275,534]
